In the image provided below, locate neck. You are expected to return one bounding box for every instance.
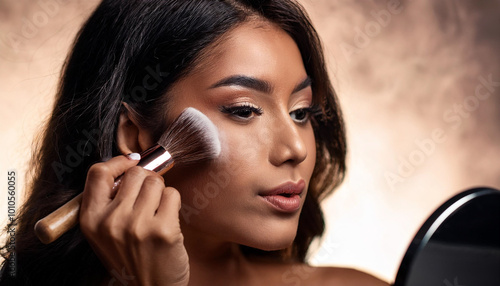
[181,222,252,285]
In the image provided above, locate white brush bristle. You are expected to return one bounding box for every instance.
[157,107,221,165]
[182,108,221,156]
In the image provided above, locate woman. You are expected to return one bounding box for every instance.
[1,0,388,285]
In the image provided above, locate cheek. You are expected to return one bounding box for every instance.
[215,123,267,171]
[304,126,317,178]
[167,123,263,203]
[214,122,316,184]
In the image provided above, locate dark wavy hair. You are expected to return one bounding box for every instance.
[0,0,346,284]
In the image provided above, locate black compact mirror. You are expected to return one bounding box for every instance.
[394,187,500,286]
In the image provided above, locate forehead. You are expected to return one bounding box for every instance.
[188,21,306,83]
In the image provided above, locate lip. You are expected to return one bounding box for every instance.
[259,180,305,213]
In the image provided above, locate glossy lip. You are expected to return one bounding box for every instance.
[259,179,305,213]
[259,179,305,196]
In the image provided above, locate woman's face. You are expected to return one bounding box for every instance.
[163,22,316,251]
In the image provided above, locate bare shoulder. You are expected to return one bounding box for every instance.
[313,266,390,286]
[248,259,390,286]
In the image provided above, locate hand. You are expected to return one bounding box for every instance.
[80,154,189,286]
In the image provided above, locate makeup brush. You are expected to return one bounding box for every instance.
[34,107,221,244]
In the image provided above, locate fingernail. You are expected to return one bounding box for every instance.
[127,153,141,160]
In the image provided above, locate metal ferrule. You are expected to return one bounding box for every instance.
[138,145,175,175]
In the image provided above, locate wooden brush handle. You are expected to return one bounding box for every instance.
[34,178,124,244]
[34,178,123,244]
[34,193,83,244]
[35,146,174,244]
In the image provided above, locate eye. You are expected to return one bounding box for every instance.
[290,106,320,124]
[220,104,263,121]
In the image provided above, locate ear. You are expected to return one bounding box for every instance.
[116,103,154,155]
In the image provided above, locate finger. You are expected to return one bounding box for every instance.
[82,154,141,208]
[155,187,182,224]
[112,166,157,206]
[133,175,165,216]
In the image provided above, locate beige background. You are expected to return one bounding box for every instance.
[1,0,499,283]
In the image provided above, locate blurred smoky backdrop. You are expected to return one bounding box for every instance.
[1,0,499,282]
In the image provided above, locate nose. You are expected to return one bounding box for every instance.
[268,113,308,166]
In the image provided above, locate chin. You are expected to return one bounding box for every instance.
[242,224,298,251]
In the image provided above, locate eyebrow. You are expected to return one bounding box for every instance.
[209,75,311,94]
[293,76,311,93]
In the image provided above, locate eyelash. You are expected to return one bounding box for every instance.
[219,104,263,120]
[220,103,320,124]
